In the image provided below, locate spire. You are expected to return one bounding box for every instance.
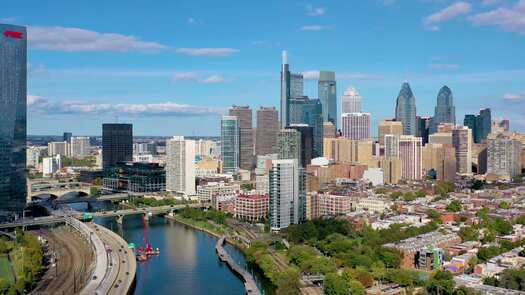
[282,50,288,65]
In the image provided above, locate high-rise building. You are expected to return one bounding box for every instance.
[166,136,196,196]
[341,113,371,140]
[323,122,336,139]
[26,147,41,168]
[70,136,90,158]
[384,134,400,159]
[323,138,374,165]
[229,105,253,170]
[290,73,304,98]
[416,116,432,145]
[452,126,472,175]
[269,159,305,231]
[430,86,455,134]
[491,119,510,134]
[464,108,492,143]
[48,141,70,157]
[0,23,27,216]
[43,155,61,177]
[422,144,456,181]
[220,116,240,174]
[399,135,422,180]
[395,82,417,136]
[289,96,323,157]
[341,86,362,113]
[278,129,301,162]
[380,157,402,184]
[487,133,522,179]
[429,132,453,146]
[195,139,217,158]
[280,51,291,128]
[318,71,337,127]
[63,132,73,143]
[287,124,313,167]
[256,107,279,155]
[378,120,403,145]
[102,123,133,171]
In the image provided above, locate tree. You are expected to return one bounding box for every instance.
[446,200,462,212]
[458,226,479,242]
[426,270,455,295]
[436,181,455,197]
[403,192,416,202]
[276,268,300,295]
[90,186,100,196]
[471,180,484,190]
[498,201,510,209]
[324,273,349,295]
[426,209,441,222]
[348,279,365,295]
[390,191,402,200]
[415,190,426,199]
[493,218,513,235]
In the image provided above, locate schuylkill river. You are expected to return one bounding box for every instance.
[94,214,270,295]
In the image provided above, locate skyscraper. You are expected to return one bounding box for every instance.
[289,96,323,157]
[431,86,455,134]
[318,71,337,127]
[70,136,90,158]
[166,136,196,196]
[102,123,133,171]
[487,133,522,179]
[452,126,472,175]
[269,159,305,231]
[229,105,253,170]
[0,23,27,216]
[341,86,362,113]
[287,124,313,167]
[378,120,403,145]
[256,107,279,155]
[280,51,291,128]
[63,132,73,143]
[416,116,432,145]
[395,82,417,136]
[399,135,422,180]
[464,108,492,143]
[341,113,371,140]
[384,134,400,159]
[278,129,301,162]
[221,116,240,174]
[290,73,304,98]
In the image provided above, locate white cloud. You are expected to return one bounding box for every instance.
[172,72,226,84]
[469,0,525,35]
[302,71,320,80]
[301,25,329,31]
[423,2,472,30]
[28,95,224,117]
[482,0,502,5]
[175,48,239,56]
[430,63,461,70]
[27,26,168,52]
[306,5,325,16]
[503,92,525,101]
[201,75,225,84]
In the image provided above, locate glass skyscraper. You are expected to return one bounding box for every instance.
[463,108,492,144]
[0,24,27,217]
[289,97,323,157]
[431,85,455,134]
[287,124,314,167]
[102,123,133,171]
[395,82,417,136]
[318,71,337,127]
[280,51,291,128]
[221,116,240,174]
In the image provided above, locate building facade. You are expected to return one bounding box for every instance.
[235,194,269,222]
[256,107,279,155]
[341,112,371,140]
[289,96,323,157]
[395,82,417,136]
[318,71,337,127]
[102,123,133,171]
[280,51,291,128]
[399,135,422,180]
[229,105,253,170]
[221,116,240,174]
[103,162,166,193]
[278,129,301,162]
[341,86,362,113]
[166,136,196,196]
[70,136,90,158]
[378,120,403,146]
[431,86,456,134]
[487,134,522,179]
[464,108,492,144]
[452,126,472,175]
[287,124,314,167]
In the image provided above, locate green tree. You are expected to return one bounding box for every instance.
[436,181,456,197]
[403,192,416,202]
[348,279,365,295]
[458,226,479,242]
[324,273,349,295]
[426,209,441,222]
[276,268,301,295]
[390,191,402,200]
[446,200,462,212]
[426,270,455,295]
[498,201,510,209]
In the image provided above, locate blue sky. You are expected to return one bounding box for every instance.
[3,0,525,136]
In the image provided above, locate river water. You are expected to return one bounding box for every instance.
[94,214,271,295]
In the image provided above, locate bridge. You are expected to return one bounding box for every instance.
[0,216,66,229]
[28,180,90,199]
[88,203,208,224]
[53,193,130,205]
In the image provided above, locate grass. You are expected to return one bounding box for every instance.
[0,255,14,284]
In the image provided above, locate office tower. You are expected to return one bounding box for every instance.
[221,116,240,174]
[492,119,510,134]
[166,136,196,196]
[422,144,456,181]
[256,107,279,155]
[0,24,26,217]
[430,86,456,134]
[133,142,157,156]
[229,105,253,170]
[280,51,291,128]
[102,123,133,171]
[395,82,417,136]
[378,120,403,145]
[323,138,374,164]
[269,159,305,231]
[318,71,337,127]
[287,124,313,167]
[487,134,522,178]
[290,73,304,98]
[452,126,472,175]
[416,116,432,145]
[341,113,371,140]
[278,129,301,162]
[63,132,73,143]
[380,157,402,184]
[399,135,422,180]
[464,108,492,143]
[341,86,362,113]
[289,96,323,157]
[323,122,336,138]
[384,134,400,159]
[70,136,90,158]
[195,139,217,158]
[42,155,61,177]
[48,141,69,157]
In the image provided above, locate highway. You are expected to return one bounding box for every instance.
[88,203,207,218]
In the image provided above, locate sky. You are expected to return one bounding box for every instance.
[3,0,525,136]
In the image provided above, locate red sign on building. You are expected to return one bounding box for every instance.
[3,31,23,39]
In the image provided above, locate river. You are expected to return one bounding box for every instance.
[94,214,271,295]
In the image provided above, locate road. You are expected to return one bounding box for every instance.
[88,203,207,218]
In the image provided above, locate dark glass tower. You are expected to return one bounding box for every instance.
[286,124,313,167]
[102,123,133,171]
[318,71,337,127]
[431,86,455,134]
[463,109,492,144]
[280,51,291,128]
[63,132,72,143]
[395,82,417,135]
[289,96,323,158]
[0,24,27,217]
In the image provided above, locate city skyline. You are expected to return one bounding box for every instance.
[3,0,525,135]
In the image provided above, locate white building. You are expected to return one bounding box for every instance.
[70,136,90,158]
[341,112,371,140]
[42,155,61,177]
[399,135,422,180]
[341,86,362,113]
[195,139,218,158]
[355,197,390,213]
[166,136,196,196]
[196,182,240,202]
[363,168,384,186]
[48,141,70,157]
[26,146,42,167]
[133,154,154,163]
